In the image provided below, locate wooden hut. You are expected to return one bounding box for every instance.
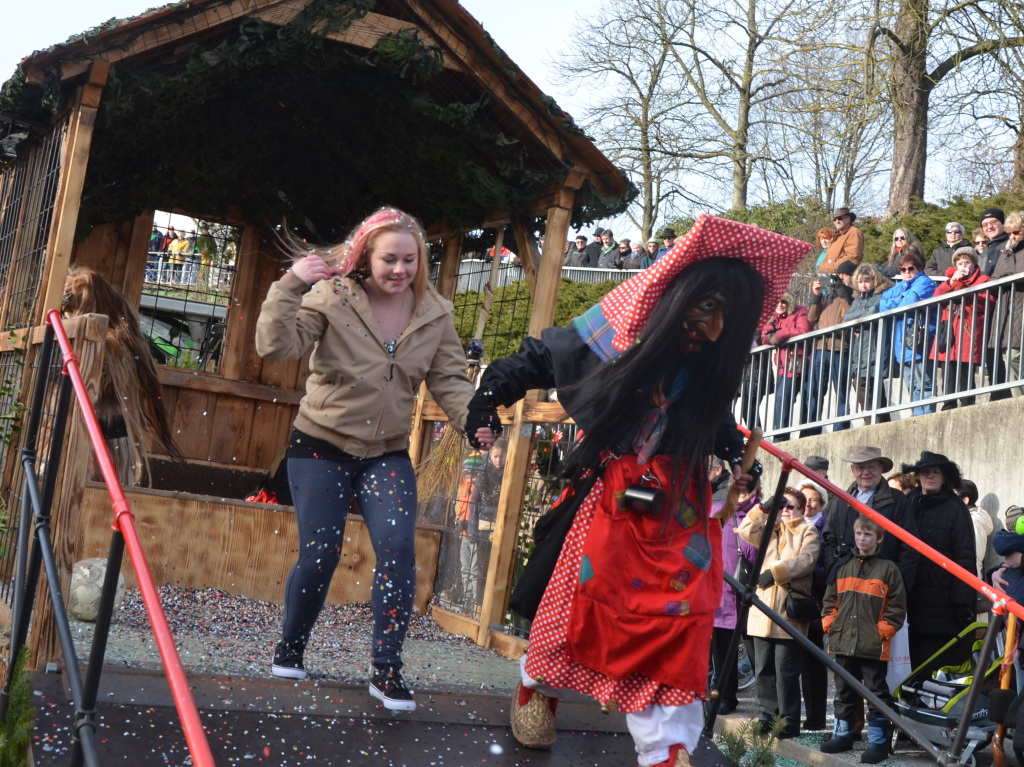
[0,0,632,667]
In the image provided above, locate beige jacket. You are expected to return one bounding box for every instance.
[256,271,474,458]
[737,507,820,639]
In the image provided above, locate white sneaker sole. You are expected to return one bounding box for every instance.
[369,683,416,711]
[271,664,307,680]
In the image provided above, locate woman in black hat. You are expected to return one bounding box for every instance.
[901,451,976,670]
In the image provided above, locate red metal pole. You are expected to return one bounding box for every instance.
[47,310,216,767]
[740,424,1024,622]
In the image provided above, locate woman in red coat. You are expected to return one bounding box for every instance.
[929,246,992,409]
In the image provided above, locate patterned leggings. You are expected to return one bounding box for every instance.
[282,454,418,667]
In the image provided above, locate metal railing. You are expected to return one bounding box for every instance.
[0,313,215,767]
[431,259,637,293]
[741,272,1024,439]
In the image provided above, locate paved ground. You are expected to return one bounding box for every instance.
[24,591,1010,766]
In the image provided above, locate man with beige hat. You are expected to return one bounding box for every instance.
[821,446,919,593]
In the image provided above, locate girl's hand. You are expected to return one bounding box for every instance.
[292,254,334,285]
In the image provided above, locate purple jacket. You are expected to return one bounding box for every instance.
[714,495,762,629]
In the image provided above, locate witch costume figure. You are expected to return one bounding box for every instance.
[464,215,809,767]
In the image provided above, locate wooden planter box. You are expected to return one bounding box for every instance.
[75,483,441,614]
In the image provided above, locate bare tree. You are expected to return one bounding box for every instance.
[869,0,1024,216]
[555,1,708,238]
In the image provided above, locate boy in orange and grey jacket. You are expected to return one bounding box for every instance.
[820,515,907,764]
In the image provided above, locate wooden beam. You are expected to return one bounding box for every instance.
[477,396,533,642]
[435,231,463,301]
[510,216,538,297]
[24,0,289,85]
[528,200,574,338]
[401,0,568,160]
[219,226,265,383]
[255,3,464,72]
[35,62,110,326]
[157,368,304,405]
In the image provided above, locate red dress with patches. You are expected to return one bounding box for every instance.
[523,453,724,713]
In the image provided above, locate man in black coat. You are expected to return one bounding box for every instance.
[581,227,605,268]
[978,207,1009,276]
[821,445,919,594]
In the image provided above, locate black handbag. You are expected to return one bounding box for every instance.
[903,318,927,351]
[508,468,601,620]
[784,586,821,622]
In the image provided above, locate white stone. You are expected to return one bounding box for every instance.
[67,558,126,622]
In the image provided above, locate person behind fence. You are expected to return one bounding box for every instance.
[255,206,476,712]
[814,227,835,271]
[797,480,829,731]
[802,260,855,435]
[925,222,971,278]
[988,210,1024,397]
[738,487,819,740]
[462,215,808,767]
[711,478,762,716]
[820,207,863,274]
[456,439,507,608]
[845,265,894,424]
[929,246,991,410]
[879,251,937,417]
[878,228,923,280]
[956,480,991,580]
[761,291,811,440]
[820,515,907,763]
[900,451,975,671]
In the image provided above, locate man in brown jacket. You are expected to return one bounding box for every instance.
[819,208,864,275]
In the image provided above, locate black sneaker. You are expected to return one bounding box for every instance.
[271,640,306,680]
[369,666,416,711]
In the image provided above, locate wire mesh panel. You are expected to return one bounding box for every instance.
[0,114,69,331]
[141,212,241,372]
[0,336,66,604]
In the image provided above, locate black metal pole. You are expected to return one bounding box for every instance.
[69,530,126,767]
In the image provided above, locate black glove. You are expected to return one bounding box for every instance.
[757,569,776,588]
[464,387,502,448]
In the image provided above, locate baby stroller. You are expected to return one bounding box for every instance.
[892,622,999,767]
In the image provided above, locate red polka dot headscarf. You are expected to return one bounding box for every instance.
[599,214,811,354]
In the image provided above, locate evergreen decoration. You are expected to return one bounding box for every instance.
[0,646,35,767]
[0,0,634,239]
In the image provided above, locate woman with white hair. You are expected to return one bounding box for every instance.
[879,228,924,280]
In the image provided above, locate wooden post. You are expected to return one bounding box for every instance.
[27,314,108,667]
[220,226,265,382]
[35,62,111,324]
[409,232,464,469]
[510,216,538,297]
[477,194,575,643]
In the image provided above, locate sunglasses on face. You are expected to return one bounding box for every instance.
[780,502,797,510]
[900,266,918,273]
[893,235,906,241]
[946,229,962,234]
[975,240,986,245]
[1010,230,1024,237]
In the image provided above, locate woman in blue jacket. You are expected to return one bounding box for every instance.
[879,252,937,416]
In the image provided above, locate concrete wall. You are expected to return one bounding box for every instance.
[761,396,1024,575]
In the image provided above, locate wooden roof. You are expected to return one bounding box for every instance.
[5,0,633,236]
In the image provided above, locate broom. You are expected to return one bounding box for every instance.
[993,613,1017,767]
[415,231,506,502]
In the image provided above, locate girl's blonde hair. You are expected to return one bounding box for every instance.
[851,263,893,293]
[281,207,430,304]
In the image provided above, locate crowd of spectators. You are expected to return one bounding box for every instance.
[721,446,1010,762]
[562,225,681,271]
[749,206,1024,435]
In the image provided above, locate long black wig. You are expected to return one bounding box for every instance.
[563,257,766,501]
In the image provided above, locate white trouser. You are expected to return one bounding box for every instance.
[519,654,703,766]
